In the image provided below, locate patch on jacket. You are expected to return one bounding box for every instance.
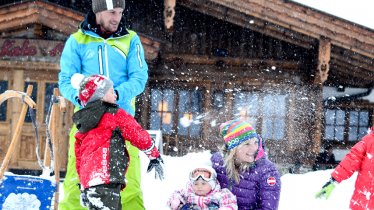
[267,177,277,186]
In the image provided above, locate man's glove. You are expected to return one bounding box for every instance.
[315,177,337,199]
[147,156,164,180]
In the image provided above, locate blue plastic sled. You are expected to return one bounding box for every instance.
[0,174,56,210]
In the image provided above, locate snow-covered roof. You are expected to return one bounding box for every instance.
[323,87,374,103]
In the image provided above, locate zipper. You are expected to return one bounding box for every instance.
[87,31,130,77]
[98,40,110,78]
[104,43,110,78]
[98,45,103,75]
[136,44,143,68]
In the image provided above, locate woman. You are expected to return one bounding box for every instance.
[211,118,281,210]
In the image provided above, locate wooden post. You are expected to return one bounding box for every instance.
[52,88,66,210]
[52,88,59,210]
[39,88,66,209]
[43,111,52,168]
[0,85,34,179]
[312,85,324,154]
[311,37,330,154]
[10,70,24,165]
[164,0,176,31]
[314,37,331,85]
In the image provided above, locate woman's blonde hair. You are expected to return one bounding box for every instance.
[222,144,253,184]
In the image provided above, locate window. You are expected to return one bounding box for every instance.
[324,108,370,143]
[213,91,224,111]
[348,111,369,141]
[177,90,202,137]
[233,92,259,128]
[233,91,288,140]
[150,89,175,134]
[0,81,8,121]
[44,83,58,120]
[324,109,345,141]
[149,87,203,137]
[262,94,287,140]
[24,81,38,123]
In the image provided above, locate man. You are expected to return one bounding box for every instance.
[58,0,149,209]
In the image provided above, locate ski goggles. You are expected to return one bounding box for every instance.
[189,168,214,182]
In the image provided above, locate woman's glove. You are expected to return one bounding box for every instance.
[147,156,164,180]
[315,177,337,199]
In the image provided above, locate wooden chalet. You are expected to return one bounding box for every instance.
[0,0,373,173]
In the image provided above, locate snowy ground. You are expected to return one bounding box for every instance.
[54,151,358,210]
[139,151,356,210]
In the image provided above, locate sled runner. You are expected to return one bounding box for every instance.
[0,86,66,210]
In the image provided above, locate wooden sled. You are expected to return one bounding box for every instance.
[0,86,66,210]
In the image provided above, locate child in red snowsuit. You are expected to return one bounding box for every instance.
[72,74,163,210]
[316,127,374,210]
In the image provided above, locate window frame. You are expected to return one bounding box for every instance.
[24,81,38,123]
[148,85,205,138]
[0,80,9,122]
[232,89,289,141]
[323,107,372,145]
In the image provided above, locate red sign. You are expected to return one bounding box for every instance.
[0,39,64,59]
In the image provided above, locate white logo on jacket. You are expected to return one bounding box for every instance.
[102,148,108,177]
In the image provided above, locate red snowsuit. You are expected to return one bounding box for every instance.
[73,100,160,189]
[331,127,374,210]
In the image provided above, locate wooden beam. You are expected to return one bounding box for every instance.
[179,0,316,49]
[331,47,374,71]
[0,14,39,32]
[330,62,374,80]
[331,55,374,73]
[327,66,373,88]
[0,1,83,35]
[314,38,331,85]
[224,8,316,48]
[0,1,160,60]
[0,60,60,71]
[182,0,374,58]
[162,53,300,69]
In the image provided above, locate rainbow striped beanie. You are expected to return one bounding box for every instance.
[219,118,258,150]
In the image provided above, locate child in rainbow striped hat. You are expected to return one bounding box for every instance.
[211,118,281,210]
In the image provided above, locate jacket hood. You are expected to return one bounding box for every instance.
[72,100,118,133]
[80,10,129,37]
